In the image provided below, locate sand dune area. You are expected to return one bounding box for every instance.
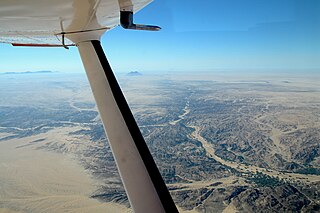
[0,135,129,213]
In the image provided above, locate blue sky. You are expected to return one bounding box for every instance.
[0,0,319,73]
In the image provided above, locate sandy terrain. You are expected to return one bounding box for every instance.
[1,72,319,212]
[0,135,129,213]
[222,203,238,213]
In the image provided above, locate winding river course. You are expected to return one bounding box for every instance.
[168,101,319,184]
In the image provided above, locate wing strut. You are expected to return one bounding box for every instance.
[77,40,178,213]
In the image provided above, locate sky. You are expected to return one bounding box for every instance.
[0,0,319,73]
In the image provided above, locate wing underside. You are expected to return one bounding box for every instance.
[0,0,151,45]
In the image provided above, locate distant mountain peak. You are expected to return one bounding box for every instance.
[1,70,55,75]
[127,71,142,76]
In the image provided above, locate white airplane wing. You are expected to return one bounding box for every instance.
[0,0,152,46]
[0,1,178,212]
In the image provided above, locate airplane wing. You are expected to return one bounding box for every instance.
[0,0,151,46]
[0,1,178,212]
